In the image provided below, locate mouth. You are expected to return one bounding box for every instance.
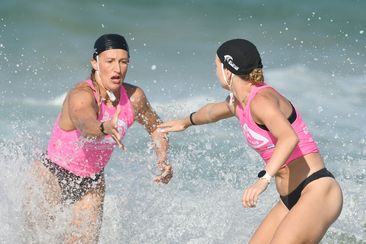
[110,75,121,83]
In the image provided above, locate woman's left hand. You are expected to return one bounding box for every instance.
[157,119,191,133]
[242,179,269,208]
[154,163,173,184]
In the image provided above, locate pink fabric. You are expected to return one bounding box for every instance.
[47,80,134,177]
[236,84,319,166]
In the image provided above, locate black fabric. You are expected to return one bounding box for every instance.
[217,39,262,75]
[280,168,335,210]
[41,154,104,204]
[256,102,297,131]
[93,34,129,59]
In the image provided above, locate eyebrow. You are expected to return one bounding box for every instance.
[105,57,129,60]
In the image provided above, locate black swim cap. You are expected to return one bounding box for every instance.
[217,39,262,75]
[93,34,129,59]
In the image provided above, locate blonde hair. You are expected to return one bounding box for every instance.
[240,68,264,85]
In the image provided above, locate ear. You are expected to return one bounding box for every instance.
[224,68,233,79]
[91,58,98,71]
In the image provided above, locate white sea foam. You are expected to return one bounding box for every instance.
[23,92,66,107]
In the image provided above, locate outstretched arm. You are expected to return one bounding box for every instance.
[158,96,235,133]
[127,84,172,184]
[66,85,124,148]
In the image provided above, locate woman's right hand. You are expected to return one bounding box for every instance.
[157,119,191,133]
[103,105,125,150]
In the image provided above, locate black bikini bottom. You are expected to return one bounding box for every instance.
[280,168,334,210]
[40,153,104,204]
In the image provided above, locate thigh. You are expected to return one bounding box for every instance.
[30,159,62,204]
[23,160,63,242]
[271,178,343,244]
[249,200,289,244]
[66,177,106,244]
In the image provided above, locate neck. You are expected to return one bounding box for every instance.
[231,76,253,105]
[93,77,118,104]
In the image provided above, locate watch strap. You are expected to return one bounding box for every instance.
[100,122,108,135]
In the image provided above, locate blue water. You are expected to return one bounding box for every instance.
[0,0,365,243]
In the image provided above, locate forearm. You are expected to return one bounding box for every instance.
[190,102,233,126]
[151,129,169,165]
[265,135,299,176]
[76,118,104,138]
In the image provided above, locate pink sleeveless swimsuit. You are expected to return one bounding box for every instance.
[47,80,134,177]
[236,84,319,166]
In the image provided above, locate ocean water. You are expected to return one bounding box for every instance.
[0,0,365,243]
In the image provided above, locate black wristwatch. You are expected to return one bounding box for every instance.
[100,122,108,135]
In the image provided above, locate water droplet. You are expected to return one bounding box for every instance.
[317,106,323,113]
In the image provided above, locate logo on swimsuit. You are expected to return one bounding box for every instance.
[224,55,239,71]
[242,124,270,149]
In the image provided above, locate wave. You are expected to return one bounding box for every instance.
[22,92,67,107]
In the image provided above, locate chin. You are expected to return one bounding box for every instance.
[220,84,229,90]
[110,82,122,89]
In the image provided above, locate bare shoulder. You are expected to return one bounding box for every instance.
[124,83,159,130]
[67,82,96,108]
[253,86,283,106]
[250,88,281,122]
[124,83,145,98]
[123,82,148,109]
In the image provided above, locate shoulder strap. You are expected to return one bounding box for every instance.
[246,84,271,104]
[84,80,102,116]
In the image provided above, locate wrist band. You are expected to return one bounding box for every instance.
[189,112,197,125]
[100,122,108,135]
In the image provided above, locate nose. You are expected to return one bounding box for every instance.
[113,61,121,73]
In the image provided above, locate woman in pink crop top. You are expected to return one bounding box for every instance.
[158,39,342,243]
[26,34,172,243]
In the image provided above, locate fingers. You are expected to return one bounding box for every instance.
[157,128,171,133]
[242,187,259,208]
[115,105,121,117]
[111,134,125,150]
[154,175,170,184]
[157,122,174,133]
[157,122,171,128]
[108,105,125,149]
[157,120,186,133]
[242,179,269,208]
[154,164,173,184]
[112,105,121,126]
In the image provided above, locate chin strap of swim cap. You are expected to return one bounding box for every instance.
[95,55,116,102]
[221,63,235,105]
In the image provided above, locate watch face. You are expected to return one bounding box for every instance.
[258,170,266,178]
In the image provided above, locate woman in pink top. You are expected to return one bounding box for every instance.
[27,34,172,243]
[158,39,342,243]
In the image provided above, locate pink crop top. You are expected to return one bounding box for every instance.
[236,84,319,166]
[47,80,134,177]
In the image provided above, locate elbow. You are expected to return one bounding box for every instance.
[291,133,299,147]
[78,123,91,137]
[81,129,99,138]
